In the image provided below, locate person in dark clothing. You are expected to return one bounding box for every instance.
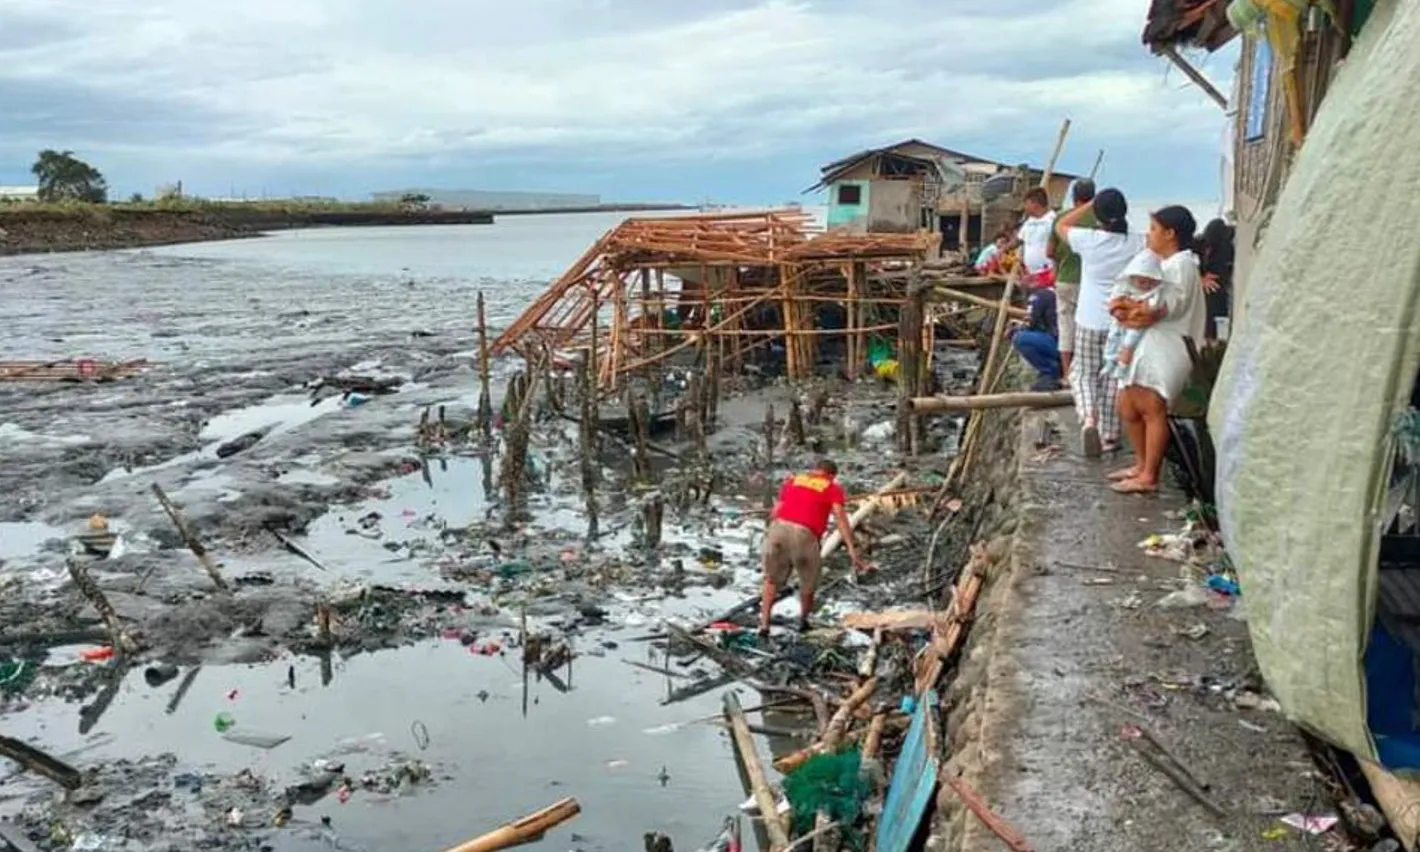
[1010,283,1061,391]
[1196,218,1235,340]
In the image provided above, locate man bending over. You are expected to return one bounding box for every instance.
[759,459,868,637]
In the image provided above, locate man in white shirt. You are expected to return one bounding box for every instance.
[1016,187,1056,282]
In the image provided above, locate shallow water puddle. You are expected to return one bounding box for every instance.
[0,521,68,562]
[295,456,494,585]
[3,639,750,850]
[199,394,349,445]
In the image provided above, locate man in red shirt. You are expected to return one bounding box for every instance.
[759,459,868,636]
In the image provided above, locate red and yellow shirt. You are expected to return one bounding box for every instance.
[772,472,846,538]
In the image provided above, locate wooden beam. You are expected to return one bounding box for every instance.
[1159,45,1229,110]
[910,390,1073,413]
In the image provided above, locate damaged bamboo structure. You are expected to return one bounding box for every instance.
[0,359,152,382]
[490,211,940,392]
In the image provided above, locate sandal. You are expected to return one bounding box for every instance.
[1101,440,1120,453]
[1110,478,1158,495]
[1081,424,1102,458]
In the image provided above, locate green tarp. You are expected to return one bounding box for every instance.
[1209,0,1420,761]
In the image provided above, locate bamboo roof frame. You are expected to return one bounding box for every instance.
[491,210,941,389]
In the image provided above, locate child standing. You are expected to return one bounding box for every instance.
[1102,250,1165,379]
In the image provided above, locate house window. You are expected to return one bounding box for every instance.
[1245,37,1272,142]
[837,184,862,206]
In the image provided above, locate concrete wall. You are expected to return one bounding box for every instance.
[867,179,919,232]
[826,180,870,231]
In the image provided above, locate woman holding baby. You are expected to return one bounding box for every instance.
[1053,194,1207,494]
[1107,206,1207,494]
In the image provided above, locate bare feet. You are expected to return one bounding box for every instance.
[1107,466,1139,481]
[1110,477,1158,495]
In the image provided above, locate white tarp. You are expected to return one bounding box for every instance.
[1210,0,1420,760]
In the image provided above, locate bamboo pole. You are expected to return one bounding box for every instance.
[441,798,582,852]
[915,547,987,694]
[151,484,229,592]
[910,390,1072,413]
[725,691,792,851]
[1040,118,1072,190]
[932,287,1029,319]
[820,471,909,559]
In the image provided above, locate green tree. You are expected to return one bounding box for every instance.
[128,192,144,203]
[399,192,431,209]
[31,149,108,203]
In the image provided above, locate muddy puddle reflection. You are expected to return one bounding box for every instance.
[5,635,753,850]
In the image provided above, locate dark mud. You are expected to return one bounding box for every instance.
[1,241,989,851]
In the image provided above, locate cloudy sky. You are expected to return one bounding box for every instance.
[0,0,1236,210]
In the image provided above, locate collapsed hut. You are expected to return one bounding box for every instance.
[490,211,945,390]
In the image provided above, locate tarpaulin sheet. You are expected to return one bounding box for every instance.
[1210,0,1420,762]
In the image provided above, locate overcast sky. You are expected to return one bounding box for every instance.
[0,0,1236,212]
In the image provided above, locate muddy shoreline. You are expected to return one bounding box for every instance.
[0,208,505,256]
[0,204,697,257]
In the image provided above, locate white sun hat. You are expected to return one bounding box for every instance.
[1119,249,1164,283]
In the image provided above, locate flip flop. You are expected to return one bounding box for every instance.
[1101,440,1121,453]
[1082,424,1102,458]
[1107,467,1138,481]
[1111,478,1158,495]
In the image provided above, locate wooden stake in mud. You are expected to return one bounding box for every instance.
[579,355,600,539]
[150,484,229,592]
[788,397,806,446]
[705,340,721,432]
[896,275,927,455]
[66,559,139,655]
[643,494,664,550]
[477,291,493,441]
[629,393,652,483]
[763,404,776,467]
[501,355,546,528]
[724,690,792,852]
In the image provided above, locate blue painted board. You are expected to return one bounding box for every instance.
[875,690,939,852]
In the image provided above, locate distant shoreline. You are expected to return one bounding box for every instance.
[0,202,695,256]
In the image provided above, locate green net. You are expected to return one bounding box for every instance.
[782,749,870,845]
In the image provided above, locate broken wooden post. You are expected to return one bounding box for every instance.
[643,495,664,550]
[897,275,927,455]
[0,734,82,791]
[477,291,493,441]
[705,341,721,431]
[629,393,652,483]
[724,691,791,852]
[151,483,229,592]
[314,602,334,648]
[763,404,776,467]
[910,390,1073,413]
[66,558,139,655]
[788,398,806,446]
[501,359,542,528]
[442,797,582,852]
[580,354,600,539]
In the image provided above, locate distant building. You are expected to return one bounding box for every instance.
[807,139,1081,251]
[0,186,39,202]
[371,189,601,211]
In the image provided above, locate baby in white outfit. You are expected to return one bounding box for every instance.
[1102,250,1165,380]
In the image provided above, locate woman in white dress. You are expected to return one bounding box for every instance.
[1107,206,1207,494]
[1053,188,1147,457]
